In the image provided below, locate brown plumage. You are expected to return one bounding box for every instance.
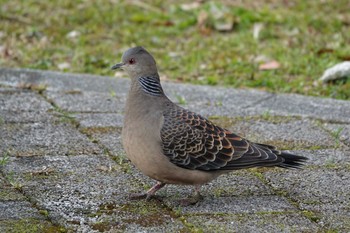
[111,46,308,204]
[161,105,306,171]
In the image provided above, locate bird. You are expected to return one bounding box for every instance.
[111,46,308,205]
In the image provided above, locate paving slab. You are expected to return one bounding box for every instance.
[0,68,129,94]
[171,195,296,214]
[263,168,350,231]
[0,88,52,112]
[88,130,125,157]
[255,93,350,123]
[226,118,337,149]
[153,171,273,202]
[0,173,60,232]
[185,212,319,233]
[0,87,54,124]
[0,110,54,124]
[0,174,27,202]
[288,149,350,166]
[164,83,273,117]
[74,113,124,129]
[0,121,101,157]
[46,91,125,113]
[323,122,350,146]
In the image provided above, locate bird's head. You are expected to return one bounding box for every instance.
[111,46,157,78]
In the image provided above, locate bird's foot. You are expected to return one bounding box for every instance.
[129,181,166,201]
[179,185,203,206]
[129,192,148,200]
[179,192,203,206]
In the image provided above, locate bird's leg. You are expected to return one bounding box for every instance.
[129,181,165,200]
[145,181,166,200]
[179,185,203,206]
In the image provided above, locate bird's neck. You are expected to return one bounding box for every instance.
[124,75,167,123]
[132,75,164,97]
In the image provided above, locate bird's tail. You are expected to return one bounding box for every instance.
[277,152,308,169]
[254,143,308,169]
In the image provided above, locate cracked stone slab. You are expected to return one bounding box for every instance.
[185,212,319,233]
[226,118,337,149]
[1,155,184,232]
[263,168,350,231]
[0,121,101,156]
[255,93,350,123]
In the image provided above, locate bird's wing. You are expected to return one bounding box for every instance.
[160,106,286,171]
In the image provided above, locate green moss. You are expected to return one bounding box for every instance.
[93,201,175,228]
[208,116,235,129]
[90,222,122,232]
[0,219,66,233]
[302,210,320,223]
[0,189,26,201]
[80,126,121,136]
[175,94,187,105]
[39,210,49,217]
[17,83,48,94]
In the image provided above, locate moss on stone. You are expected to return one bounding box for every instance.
[0,219,66,233]
[80,126,122,136]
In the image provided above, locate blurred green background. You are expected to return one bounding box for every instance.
[0,0,349,99]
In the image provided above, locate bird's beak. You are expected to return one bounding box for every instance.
[111,62,125,70]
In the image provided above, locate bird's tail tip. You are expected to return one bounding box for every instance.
[278,152,309,169]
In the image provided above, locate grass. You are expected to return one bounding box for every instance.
[0,0,349,99]
[0,151,10,166]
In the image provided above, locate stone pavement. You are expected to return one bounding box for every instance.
[0,68,349,233]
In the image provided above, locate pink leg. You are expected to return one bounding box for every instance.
[129,181,166,200]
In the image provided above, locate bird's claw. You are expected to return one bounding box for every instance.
[129,192,162,202]
[129,193,148,200]
[178,193,203,207]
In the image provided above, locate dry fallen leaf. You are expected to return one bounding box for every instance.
[197,10,211,35]
[180,2,201,11]
[259,60,280,70]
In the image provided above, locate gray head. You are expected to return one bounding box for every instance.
[111,46,157,78]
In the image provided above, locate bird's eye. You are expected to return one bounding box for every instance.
[129,58,135,64]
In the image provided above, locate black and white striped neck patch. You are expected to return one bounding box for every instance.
[138,76,164,96]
